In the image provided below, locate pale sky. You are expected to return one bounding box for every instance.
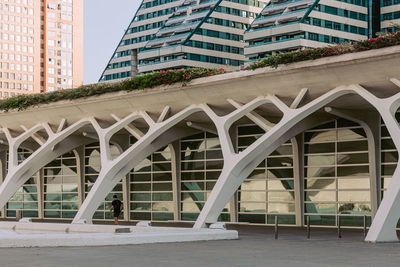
[84,0,141,84]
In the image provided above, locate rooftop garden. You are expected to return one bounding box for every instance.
[0,29,399,112]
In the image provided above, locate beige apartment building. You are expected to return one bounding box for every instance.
[0,0,83,98]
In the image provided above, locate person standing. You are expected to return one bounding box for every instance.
[110,195,122,225]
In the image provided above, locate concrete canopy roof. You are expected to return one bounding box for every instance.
[1,46,399,132]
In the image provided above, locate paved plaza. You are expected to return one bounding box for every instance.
[0,225,400,267]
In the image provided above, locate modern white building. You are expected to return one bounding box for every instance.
[0,46,399,242]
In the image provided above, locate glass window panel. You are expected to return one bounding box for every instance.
[153,172,172,181]
[381,152,398,163]
[205,160,223,170]
[267,168,293,178]
[181,182,204,191]
[131,203,151,211]
[338,190,370,202]
[153,162,171,172]
[152,192,173,201]
[62,202,78,210]
[268,179,294,190]
[181,202,203,212]
[305,167,335,178]
[337,165,369,177]
[381,164,396,176]
[180,140,206,150]
[205,171,221,180]
[337,140,368,152]
[338,203,371,214]
[181,172,204,180]
[181,151,205,161]
[338,178,370,190]
[152,202,174,212]
[181,161,204,170]
[305,143,335,154]
[307,215,336,226]
[305,191,336,202]
[206,150,223,159]
[267,214,296,225]
[337,128,365,141]
[305,130,336,143]
[305,178,336,190]
[153,183,172,191]
[238,136,259,147]
[62,193,78,202]
[238,202,266,213]
[62,184,78,193]
[268,203,295,213]
[45,193,61,201]
[131,193,151,201]
[305,203,336,214]
[45,184,62,193]
[381,139,396,150]
[268,191,294,202]
[241,180,266,191]
[153,152,171,162]
[181,192,205,202]
[306,155,335,166]
[132,183,151,191]
[239,191,266,202]
[337,153,369,165]
[267,157,293,167]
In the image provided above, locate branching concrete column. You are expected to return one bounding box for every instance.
[194,87,354,229]
[73,106,203,223]
[0,119,92,212]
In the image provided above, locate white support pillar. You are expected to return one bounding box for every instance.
[73,105,203,223]
[0,119,92,212]
[194,87,354,229]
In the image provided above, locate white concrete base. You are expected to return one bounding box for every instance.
[0,222,238,248]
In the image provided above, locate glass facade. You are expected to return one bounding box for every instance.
[43,151,79,219]
[180,132,229,221]
[130,140,175,221]
[237,125,295,225]
[6,149,39,218]
[304,119,372,226]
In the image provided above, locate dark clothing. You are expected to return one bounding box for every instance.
[112,199,122,218]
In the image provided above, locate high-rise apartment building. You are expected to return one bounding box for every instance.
[99,0,267,82]
[99,0,185,82]
[0,0,83,98]
[244,0,370,60]
[381,0,400,33]
[245,0,400,60]
[138,0,267,73]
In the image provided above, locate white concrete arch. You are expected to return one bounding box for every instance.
[0,119,93,212]
[194,86,355,229]
[73,105,205,223]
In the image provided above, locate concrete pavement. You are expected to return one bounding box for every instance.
[0,225,400,267]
